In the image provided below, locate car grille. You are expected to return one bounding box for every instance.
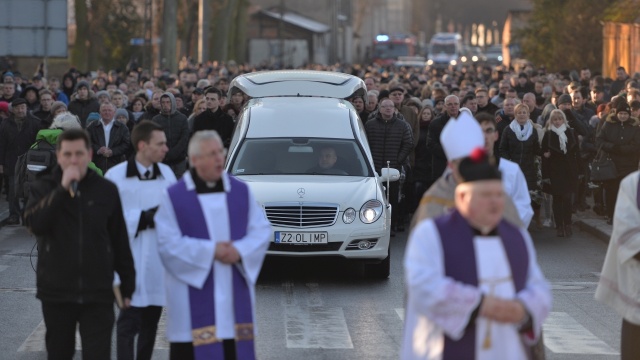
[269,242,343,252]
[264,203,339,228]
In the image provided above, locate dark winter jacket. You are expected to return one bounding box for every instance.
[86,119,131,174]
[68,95,100,128]
[191,107,235,147]
[364,113,414,172]
[494,110,514,158]
[541,128,579,195]
[0,115,42,175]
[596,114,640,178]
[426,112,454,182]
[499,121,541,190]
[477,102,500,117]
[139,105,160,122]
[24,166,135,304]
[152,92,190,164]
[413,122,430,182]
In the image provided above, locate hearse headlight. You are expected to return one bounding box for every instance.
[343,208,356,224]
[360,200,383,224]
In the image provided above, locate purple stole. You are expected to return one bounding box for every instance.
[167,175,255,360]
[434,210,529,360]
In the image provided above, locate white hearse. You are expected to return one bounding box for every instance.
[225,71,399,278]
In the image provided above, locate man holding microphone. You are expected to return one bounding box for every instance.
[24,129,136,360]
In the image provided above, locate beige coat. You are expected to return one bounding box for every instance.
[410,171,524,230]
[595,171,640,325]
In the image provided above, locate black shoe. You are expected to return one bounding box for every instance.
[606,218,613,225]
[390,229,396,237]
[5,217,20,226]
[556,228,565,237]
[565,225,573,237]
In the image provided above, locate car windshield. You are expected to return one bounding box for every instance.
[230,138,372,177]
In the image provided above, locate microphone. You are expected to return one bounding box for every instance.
[69,180,79,198]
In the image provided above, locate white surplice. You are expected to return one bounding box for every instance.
[499,158,533,228]
[106,161,177,307]
[401,219,552,360]
[155,172,272,342]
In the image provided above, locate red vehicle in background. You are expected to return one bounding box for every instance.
[372,34,418,66]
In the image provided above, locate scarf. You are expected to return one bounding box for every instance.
[509,119,533,141]
[550,123,568,154]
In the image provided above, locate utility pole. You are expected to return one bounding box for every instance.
[278,0,285,68]
[198,0,210,64]
[330,0,338,64]
[162,0,178,72]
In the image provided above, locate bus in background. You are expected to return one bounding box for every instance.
[372,34,418,66]
[427,32,463,69]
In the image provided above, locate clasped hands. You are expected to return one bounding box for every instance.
[479,295,527,324]
[215,242,240,264]
[97,146,113,157]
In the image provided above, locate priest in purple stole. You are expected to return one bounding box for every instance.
[155,131,271,360]
[402,149,551,360]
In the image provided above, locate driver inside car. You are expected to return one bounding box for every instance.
[307,147,348,175]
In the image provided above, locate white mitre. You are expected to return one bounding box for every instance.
[440,111,485,161]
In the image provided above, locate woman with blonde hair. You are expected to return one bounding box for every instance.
[541,109,579,236]
[187,98,207,132]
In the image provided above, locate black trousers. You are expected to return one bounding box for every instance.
[603,177,622,218]
[621,319,640,360]
[41,301,114,360]
[170,340,237,360]
[552,193,573,228]
[116,305,163,360]
[388,181,400,227]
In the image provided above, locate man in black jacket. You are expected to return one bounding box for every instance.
[192,87,235,146]
[426,95,460,187]
[0,98,42,225]
[86,102,131,174]
[365,98,413,235]
[68,80,100,128]
[24,129,136,360]
[152,92,190,177]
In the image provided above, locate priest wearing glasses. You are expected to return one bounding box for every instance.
[402,149,551,360]
[155,130,271,360]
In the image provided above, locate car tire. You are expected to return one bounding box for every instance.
[366,248,390,279]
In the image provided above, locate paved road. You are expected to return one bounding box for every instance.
[0,221,622,359]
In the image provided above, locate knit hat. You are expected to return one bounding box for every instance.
[75,80,90,92]
[557,94,572,106]
[115,108,129,120]
[95,90,110,100]
[616,102,630,114]
[86,112,100,124]
[389,86,405,94]
[50,101,67,115]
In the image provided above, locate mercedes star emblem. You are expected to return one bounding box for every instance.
[297,188,306,198]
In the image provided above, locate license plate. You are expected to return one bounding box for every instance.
[274,232,328,244]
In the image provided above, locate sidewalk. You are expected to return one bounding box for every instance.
[574,207,612,243]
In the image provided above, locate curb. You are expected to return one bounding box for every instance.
[575,219,612,244]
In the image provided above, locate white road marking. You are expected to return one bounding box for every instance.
[395,308,405,321]
[543,312,619,355]
[305,283,323,307]
[285,306,353,349]
[282,281,297,306]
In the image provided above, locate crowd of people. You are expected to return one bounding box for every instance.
[3,57,640,358]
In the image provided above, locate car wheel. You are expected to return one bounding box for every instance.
[366,247,390,279]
